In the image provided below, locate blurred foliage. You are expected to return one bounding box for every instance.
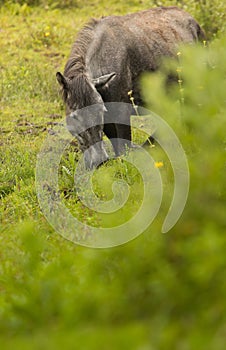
[0,1,226,349]
[0,0,226,36]
[152,0,226,37]
[0,0,79,9]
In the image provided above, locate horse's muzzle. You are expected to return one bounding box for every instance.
[83,143,109,170]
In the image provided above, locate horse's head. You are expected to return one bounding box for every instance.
[56,72,115,169]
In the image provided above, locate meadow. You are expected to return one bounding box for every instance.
[0,0,226,348]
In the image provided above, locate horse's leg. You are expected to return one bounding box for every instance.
[104,104,132,156]
[103,122,119,155]
[114,121,131,155]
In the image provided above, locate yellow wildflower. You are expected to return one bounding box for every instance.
[155,161,164,168]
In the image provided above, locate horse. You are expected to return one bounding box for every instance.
[56,6,205,169]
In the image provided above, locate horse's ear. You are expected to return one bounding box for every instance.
[93,72,116,89]
[56,72,68,90]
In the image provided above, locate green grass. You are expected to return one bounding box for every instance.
[1,1,226,349]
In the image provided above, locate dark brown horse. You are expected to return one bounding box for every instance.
[57,6,205,169]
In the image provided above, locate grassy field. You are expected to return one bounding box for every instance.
[1,0,226,348]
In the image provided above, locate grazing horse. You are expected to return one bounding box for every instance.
[57,6,205,169]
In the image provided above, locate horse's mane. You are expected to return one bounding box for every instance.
[64,18,100,78]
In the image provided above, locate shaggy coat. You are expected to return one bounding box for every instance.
[57,6,205,169]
